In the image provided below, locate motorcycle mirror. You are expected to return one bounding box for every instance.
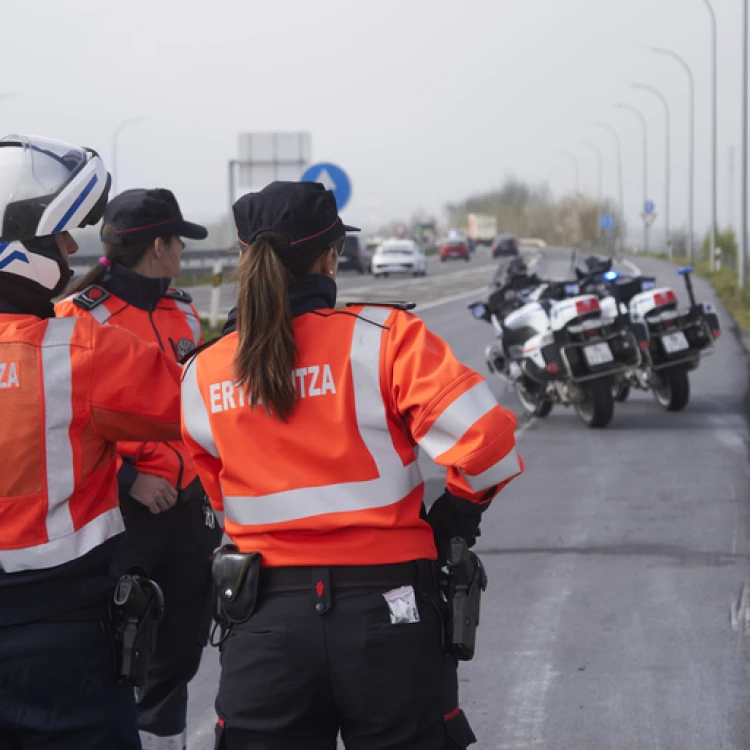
[677,265,694,276]
[470,303,488,319]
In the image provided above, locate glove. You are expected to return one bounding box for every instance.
[426,491,483,564]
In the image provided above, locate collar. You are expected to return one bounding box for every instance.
[223,274,336,335]
[0,281,55,318]
[102,263,170,311]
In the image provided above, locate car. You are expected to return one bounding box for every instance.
[491,233,519,257]
[439,239,471,262]
[371,239,427,278]
[338,234,370,274]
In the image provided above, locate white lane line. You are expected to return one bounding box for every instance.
[415,287,489,311]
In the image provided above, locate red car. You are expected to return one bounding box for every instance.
[440,240,471,262]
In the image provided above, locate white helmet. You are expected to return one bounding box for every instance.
[0,135,111,295]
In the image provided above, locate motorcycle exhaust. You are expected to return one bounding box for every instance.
[484,342,507,375]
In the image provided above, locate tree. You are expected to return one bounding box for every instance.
[446,177,615,249]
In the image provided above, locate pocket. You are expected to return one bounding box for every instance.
[444,707,477,749]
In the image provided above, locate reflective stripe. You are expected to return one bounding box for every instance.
[139,729,187,750]
[0,507,125,573]
[461,446,521,492]
[89,304,112,324]
[182,359,218,457]
[417,380,499,460]
[222,306,423,526]
[41,319,76,540]
[174,300,201,345]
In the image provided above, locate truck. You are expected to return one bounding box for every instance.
[467,214,497,247]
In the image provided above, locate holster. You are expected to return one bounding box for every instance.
[211,545,262,630]
[177,476,207,506]
[442,537,488,661]
[108,571,165,687]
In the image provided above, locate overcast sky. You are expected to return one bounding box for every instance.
[3,0,746,242]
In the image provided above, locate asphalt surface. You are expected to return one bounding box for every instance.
[184,249,750,749]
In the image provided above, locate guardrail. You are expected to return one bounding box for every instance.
[69,247,239,273]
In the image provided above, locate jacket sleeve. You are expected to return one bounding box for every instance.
[88,323,183,443]
[384,310,523,507]
[180,356,225,528]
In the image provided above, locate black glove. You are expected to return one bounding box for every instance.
[426,491,484,564]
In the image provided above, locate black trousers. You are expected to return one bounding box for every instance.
[119,486,222,748]
[214,563,476,750]
[0,620,140,750]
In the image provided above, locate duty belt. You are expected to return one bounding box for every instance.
[260,561,423,593]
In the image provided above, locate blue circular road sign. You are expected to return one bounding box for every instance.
[644,200,656,214]
[301,162,352,211]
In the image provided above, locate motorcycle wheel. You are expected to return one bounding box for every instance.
[515,381,553,418]
[653,368,690,412]
[575,380,614,428]
[612,383,630,402]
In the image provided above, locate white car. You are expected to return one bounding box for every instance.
[371,239,427,278]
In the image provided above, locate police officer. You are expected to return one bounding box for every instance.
[180,181,524,749]
[56,189,224,750]
[0,136,184,749]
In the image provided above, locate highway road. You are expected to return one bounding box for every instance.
[184,249,750,749]
[185,245,515,317]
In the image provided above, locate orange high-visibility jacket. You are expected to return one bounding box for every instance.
[56,275,203,491]
[0,313,182,576]
[182,304,522,567]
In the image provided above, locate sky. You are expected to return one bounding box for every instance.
[2,0,747,244]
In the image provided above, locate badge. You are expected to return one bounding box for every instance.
[174,337,194,360]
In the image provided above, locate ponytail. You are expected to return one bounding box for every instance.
[233,234,298,421]
[65,224,173,296]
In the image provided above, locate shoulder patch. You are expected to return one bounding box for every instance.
[72,285,111,311]
[164,288,193,303]
[344,301,416,311]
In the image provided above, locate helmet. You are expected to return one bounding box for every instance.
[0,135,111,296]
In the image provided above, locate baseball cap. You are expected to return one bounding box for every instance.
[102,188,208,245]
[233,181,359,256]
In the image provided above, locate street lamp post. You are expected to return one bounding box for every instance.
[741,0,748,289]
[701,0,719,269]
[650,47,695,263]
[111,117,146,196]
[595,123,625,254]
[559,150,581,195]
[633,83,671,257]
[580,140,603,244]
[615,102,649,252]
[559,151,581,245]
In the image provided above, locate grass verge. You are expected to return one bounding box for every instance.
[644,253,750,330]
[200,318,227,341]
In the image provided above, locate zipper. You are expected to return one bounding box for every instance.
[148,310,165,351]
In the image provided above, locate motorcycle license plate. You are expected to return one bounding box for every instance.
[661,331,689,353]
[583,342,614,367]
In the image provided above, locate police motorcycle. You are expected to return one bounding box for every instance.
[468,262,642,428]
[575,257,721,411]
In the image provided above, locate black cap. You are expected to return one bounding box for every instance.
[102,188,208,245]
[233,181,359,256]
